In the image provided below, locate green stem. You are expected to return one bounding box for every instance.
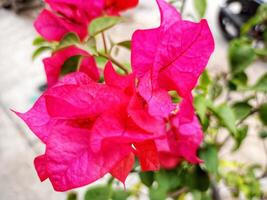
[99,52,129,74]
[101,32,108,54]
[180,0,186,16]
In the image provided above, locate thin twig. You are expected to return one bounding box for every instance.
[263,141,267,174]
[101,32,108,54]
[169,187,187,198]
[180,0,186,16]
[99,52,129,74]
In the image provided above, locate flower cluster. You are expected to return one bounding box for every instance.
[16,0,214,192]
[35,0,138,41]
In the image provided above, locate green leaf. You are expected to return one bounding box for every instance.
[82,37,98,55]
[95,56,108,68]
[199,144,218,173]
[194,0,207,18]
[155,169,182,191]
[32,46,52,60]
[259,103,267,126]
[139,171,154,187]
[33,36,46,46]
[210,81,223,100]
[252,73,267,92]
[67,192,78,200]
[229,72,248,90]
[61,55,82,76]
[84,185,111,200]
[228,39,255,74]
[149,187,167,200]
[89,16,121,36]
[117,40,131,50]
[232,102,252,120]
[194,94,207,124]
[57,32,80,50]
[254,48,267,57]
[234,125,248,150]
[211,104,237,136]
[259,131,267,139]
[184,166,210,192]
[197,70,211,95]
[111,189,130,200]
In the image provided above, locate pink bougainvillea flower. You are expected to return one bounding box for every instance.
[132,0,215,104]
[15,72,130,191]
[105,0,139,15]
[35,124,132,191]
[156,96,203,169]
[35,0,139,41]
[16,63,166,190]
[34,9,89,42]
[34,0,104,41]
[43,45,99,87]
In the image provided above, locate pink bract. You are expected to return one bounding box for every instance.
[43,45,99,87]
[132,0,215,100]
[16,64,166,190]
[34,0,139,41]
[156,96,204,168]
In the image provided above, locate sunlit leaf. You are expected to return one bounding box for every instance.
[252,73,267,92]
[33,36,46,46]
[210,104,237,136]
[234,125,248,150]
[194,94,207,124]
[57,32,80,50]
[32,46,52,60]
[199,144,218,173]
[89,16,121,36]
[117,40,131,50]
[194,0,207,18]
[83,37,98,55]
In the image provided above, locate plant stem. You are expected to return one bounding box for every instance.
[169,187,187,198]
[99,52,129,74]
[211,178,222,200]
[180,0,186,16]
[101,32,108,54]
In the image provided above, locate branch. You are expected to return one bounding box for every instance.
[180,0,186,16]
[168,187,187,198]
[101,32,108,54]
[98,52,129,74]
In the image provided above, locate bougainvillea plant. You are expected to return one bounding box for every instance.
[15,0,214,192]
[14,0,267,199]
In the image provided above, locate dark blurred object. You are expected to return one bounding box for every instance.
[219,0,266,40]
[38,83,47,92]
[0,0,43,13]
